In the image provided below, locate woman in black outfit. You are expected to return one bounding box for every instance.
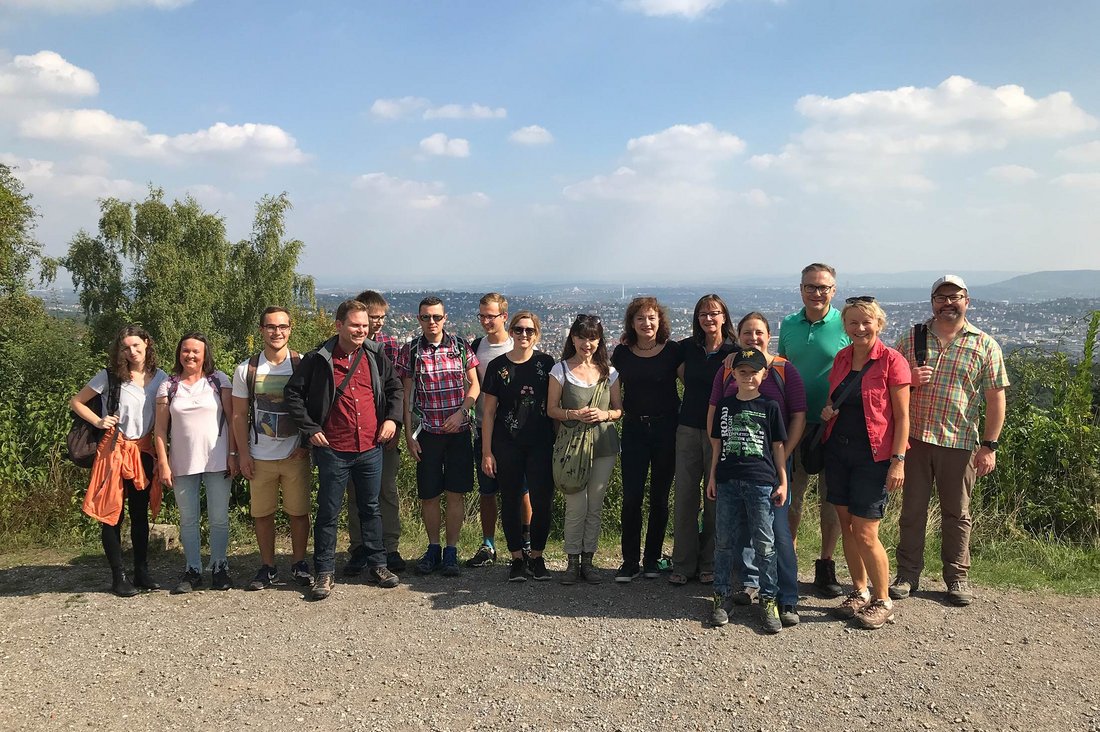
[612,296,683,582]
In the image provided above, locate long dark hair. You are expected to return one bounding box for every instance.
[622,296,671,346]
[172,331,215,377]
[691,294,734,346]
[108,325,157,382]
[561,315,610,379]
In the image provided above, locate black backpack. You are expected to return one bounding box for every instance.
[65,372,121,468]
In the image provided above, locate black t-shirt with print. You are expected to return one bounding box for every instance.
[481,352,556,446]
[711,395,787,486]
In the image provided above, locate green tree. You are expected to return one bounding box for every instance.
[0,163,42,296]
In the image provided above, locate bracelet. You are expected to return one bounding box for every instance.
[229,451,239,457]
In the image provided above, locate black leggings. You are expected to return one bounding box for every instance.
[620,416,677,566]
[101,452,154,570]
[494,438,553,553]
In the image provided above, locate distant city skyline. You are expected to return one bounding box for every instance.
[2,1,1099,283]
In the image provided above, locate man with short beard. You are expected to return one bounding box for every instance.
[891,275,1008,607]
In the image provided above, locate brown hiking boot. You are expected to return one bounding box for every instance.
[311,572,334,600]
[834,590,870,619]
[855,598,896,629]
[946,580,973,606]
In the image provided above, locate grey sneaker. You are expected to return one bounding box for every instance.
[710,594,729,627]
[760,598,782,634]
[732,585,759,606]
[946,580,973,606]
[889,576,918,600]
[835,590,871,619]
[780,604,800,627]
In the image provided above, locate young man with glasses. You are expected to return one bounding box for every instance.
[231,306,313,591]
[395,296,480,576]
[342,290,407,575]
[891,275,1008,607]
[778,263,850,597]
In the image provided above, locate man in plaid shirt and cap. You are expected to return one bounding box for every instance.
[891,275,1009,607]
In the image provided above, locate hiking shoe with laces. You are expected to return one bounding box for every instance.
[780,604,800,626]
[311,572,334,600]
[889,576,918,600]
[367,566,399,589]
[946,580,973,606]
[732,585,759,606]
[508,558,528,582]
[441,547,461,577]
[835,590,871,619]
[855,598,896,629]
[561,555,580,585]
[246,564,277,591]
[580,554,603,584]
[710,594,729,627]
[416,545,442,574]
[528,556,550,581]
[760,598,782,634]
[111,569,139,598]
[291,560,313,586]
[172,568,203,595]
[465,543,496,568]
[814,558,843,598]
[615,562,641,583]
[386,552,407,573]
[211,567,232,591]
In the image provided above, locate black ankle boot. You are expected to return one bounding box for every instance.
[133,563,160,591]
[814,558,843,598]
[111,568,139,598]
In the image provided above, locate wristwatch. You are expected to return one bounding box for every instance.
[891,453,905,463]
[980,440,999,451]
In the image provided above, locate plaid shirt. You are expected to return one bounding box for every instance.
[395,332,479,435]
[896,319,1009,451]
[370,332,400,366]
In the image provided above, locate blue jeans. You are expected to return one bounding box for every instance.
[714,479,777,600]
[738,485,799,605]
[314,446,384,574]
[174,471,231,572]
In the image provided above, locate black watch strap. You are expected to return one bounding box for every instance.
[980,439,999,451]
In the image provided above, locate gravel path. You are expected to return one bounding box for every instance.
[1,553,1098,732]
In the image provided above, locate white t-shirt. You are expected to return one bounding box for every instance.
[231,353,299,462]
[156,371,232,476]
[550,361,620,388]
[474,335,514,421]
[86,368,169,440]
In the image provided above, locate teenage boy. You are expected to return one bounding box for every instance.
[344,289,407,574]
[395,296,479,576]
[707,347,788,634]
[284,299,404,600]
[467,292,534,567]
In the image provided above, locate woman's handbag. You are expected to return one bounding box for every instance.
[799,363,871,475]
[552,371,608,494]
[65,373,120,469]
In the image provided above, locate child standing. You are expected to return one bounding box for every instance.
[707,347,788,633]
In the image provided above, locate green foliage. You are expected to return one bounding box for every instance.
[0,164,43,296]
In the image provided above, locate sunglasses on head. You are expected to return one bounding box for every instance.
[511,326,537,337]
[575,313,601,324]
[418,313,445,322]
[845,295,876,304]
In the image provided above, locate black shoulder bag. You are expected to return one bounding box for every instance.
[65,372,121,469]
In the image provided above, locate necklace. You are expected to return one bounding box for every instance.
[635,341,658,352]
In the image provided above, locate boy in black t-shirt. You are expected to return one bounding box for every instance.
[707,347,788,633]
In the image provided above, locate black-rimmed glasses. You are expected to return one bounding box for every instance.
[932,294,966,304]
[261,324,291,332]
[801,284,835,295]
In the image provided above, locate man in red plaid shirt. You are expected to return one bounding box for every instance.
[396,296,480,576]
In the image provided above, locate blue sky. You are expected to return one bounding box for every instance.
[2,0,1099,287]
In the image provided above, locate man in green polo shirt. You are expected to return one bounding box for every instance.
[778,262,850,597]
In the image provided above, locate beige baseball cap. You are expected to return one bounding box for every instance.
[931,275,968,296]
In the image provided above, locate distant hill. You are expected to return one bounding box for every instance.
[976,270,1100,302]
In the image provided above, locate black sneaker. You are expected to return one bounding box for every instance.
[343,548,368,577]
[780,604,801,626]
[386,552,407,573]
[465,544,497,568]
[508,557,528,582]
[291,560,313,586]
[814,558,843,598]
[367,566,400,589]
[615,562,641,583]
[642,562,660,579]
[171,568,203,595]
[528,556,550,581]
[246,565,277,591]
[760,598,782,634]
[211,567,232,591]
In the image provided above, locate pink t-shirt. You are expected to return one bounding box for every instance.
[157,371,231,476]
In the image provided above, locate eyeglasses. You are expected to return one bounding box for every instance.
[575,314,601,323]
[261,324,291,332]
[511,326,537,337]
[368,315,386,322]
[698,310,723,320]
[477,313,504,322]
[932,294,967,304]
[845,296,876,304]
[418,314,445,322]
[801,284,835,295]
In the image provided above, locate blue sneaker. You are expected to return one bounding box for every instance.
[442,546,461,577]
[416,545,442,574]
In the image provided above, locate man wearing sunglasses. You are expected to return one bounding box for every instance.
[891,275,1008,607]
[395,296,480,576]
[778,262,850,598]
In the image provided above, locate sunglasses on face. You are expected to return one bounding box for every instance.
[511,326,537,337]
[368,315,386,322]
[845,295,876,304]
[418,314,445,322]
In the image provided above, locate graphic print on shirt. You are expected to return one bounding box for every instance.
[719,405,767,459]
[254,372,296,439]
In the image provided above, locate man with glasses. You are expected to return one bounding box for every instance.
[343,290,407,575]
[891,275,1008,607]
[778,263,849,597]
[231,306,313,591]
[396,296,480,576]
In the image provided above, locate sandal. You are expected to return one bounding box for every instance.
[698,571,714,584]
[668,572,688,586]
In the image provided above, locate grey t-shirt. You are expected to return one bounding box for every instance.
[86,368,168,440]
[474,335,513,422]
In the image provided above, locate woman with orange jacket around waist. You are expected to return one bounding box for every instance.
[819,298,910,630]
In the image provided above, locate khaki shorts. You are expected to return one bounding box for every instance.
[249,454,312,517]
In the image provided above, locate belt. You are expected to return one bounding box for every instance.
[627,414,673,423]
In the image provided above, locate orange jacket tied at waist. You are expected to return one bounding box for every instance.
[82,430,162,525]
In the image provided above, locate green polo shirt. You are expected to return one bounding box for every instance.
[777,306,850,425]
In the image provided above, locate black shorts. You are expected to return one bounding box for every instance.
[416,430,475,500]
[824,434,889,520]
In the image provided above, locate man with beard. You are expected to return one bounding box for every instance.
[891,275,1009,607]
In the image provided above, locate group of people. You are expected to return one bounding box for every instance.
[72,264,1008,633]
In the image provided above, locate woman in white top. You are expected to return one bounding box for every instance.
[70,325,168,597]
[154,331,234,594]
[546,314,623,584]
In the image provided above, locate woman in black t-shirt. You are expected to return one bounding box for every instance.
[611,296,683,582]
[481,311,557,582]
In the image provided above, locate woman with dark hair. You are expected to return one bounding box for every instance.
[480,312,558,582]
[71,325,168,596]
[154,332,235,594]
[668,295,738,586]
[611,296,682,582]
[547,314,623,584]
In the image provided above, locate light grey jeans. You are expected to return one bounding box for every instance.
[563,456,617,555]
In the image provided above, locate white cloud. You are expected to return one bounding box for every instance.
[985,164,1038,184]
[423,103,506,120]
[0,0,192,12]
[369,96,429,120]
[1056,140,1100,165]
[418,132,470,158]
[0,152,141,199]
[620,0,728,20]
[20,108,307,164]
[1052,173,1100,191]
[625,122,745,178]
[0,50,98,97]
[509,125,554,145]
[354,172,488,209]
